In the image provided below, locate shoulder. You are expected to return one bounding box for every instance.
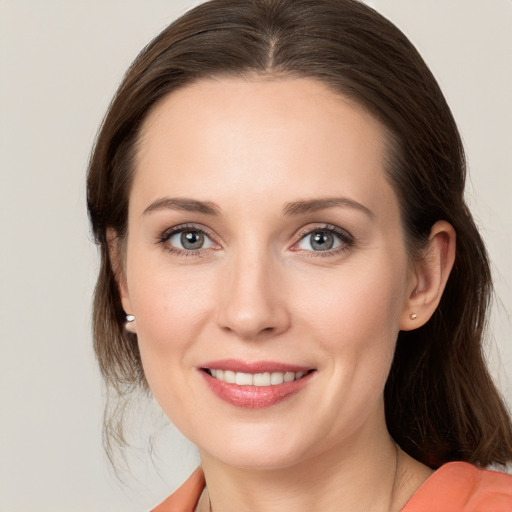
[402,461,512,512]
[151,467,205,512]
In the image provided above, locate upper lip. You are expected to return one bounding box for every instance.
[200,359,314,374]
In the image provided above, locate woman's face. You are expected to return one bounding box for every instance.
[119,77,416,469]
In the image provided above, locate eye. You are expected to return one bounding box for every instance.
[165,227,215,252]
[295,226,353,253]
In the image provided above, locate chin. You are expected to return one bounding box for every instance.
[209,446,304,471]
[197,423,318,471]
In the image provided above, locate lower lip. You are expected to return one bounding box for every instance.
[200,371,314,409]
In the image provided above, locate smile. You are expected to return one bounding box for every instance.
[199,360,316,408]
[206,369,307,386]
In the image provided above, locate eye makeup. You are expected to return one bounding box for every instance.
[290,223,355,259]
[155,221,356,259]
[156,223,219,257]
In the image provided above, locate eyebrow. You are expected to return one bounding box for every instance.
[142,196,374,219]
[283,197,375,218]
[143,197,221,216]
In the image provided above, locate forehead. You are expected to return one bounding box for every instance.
[132,76,397,220]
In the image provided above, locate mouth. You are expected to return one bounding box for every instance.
[199,360,316,409]
[204,368,311,386]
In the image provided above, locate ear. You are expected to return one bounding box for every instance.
[400,220,456,331]
[107,228,137,334]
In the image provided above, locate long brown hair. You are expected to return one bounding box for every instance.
[87,0,512,468]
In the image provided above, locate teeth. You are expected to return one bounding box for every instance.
[235,372,253,385]
[223,370,236,383]
[270,372,284,385]
[209,369,307,386]
[253,372,271,386]
[283,371,295,383]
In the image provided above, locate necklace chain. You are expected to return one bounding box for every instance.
[206,443,400,512]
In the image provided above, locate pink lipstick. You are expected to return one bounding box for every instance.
[199,359,315,408]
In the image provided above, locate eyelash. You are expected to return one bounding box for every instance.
[157,224,214,257]
[157,223,355,258]
[293,224,355,258]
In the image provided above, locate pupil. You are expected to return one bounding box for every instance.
[181,231,204,250]
[311,231,333,251]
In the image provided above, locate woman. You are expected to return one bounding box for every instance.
[86,0,512,510]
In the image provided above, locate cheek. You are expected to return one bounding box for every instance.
[294,256,407,347]
[127,265,219,426]
[292,259,407,437]
[126,257,219,405]
[131,261,214,341]
[295,254,406,407]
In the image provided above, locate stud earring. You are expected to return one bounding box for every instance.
[410,313,417,320]
[125,314,136,333]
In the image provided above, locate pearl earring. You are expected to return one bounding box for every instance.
[125,314,136,333]
[410,313,417,320]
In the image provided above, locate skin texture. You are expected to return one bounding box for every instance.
[113,77,455,511]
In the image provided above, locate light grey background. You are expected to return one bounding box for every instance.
[1,1,511,510]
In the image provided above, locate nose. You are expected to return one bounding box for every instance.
[216,249,291,340]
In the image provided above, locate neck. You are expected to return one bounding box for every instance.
[198,413,423,512]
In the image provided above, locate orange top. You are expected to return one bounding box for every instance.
[152,462,512,512]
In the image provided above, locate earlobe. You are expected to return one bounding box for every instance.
[107,228,135,331]
[400,220,456,331]
[125,314,137,334]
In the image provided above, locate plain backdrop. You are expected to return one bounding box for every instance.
[1,1,511,510]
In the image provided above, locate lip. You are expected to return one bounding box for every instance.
[199,359,316,409]
[200,359,312,374]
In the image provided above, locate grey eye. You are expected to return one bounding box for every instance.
[311,231,334,250]
[169,230,213,251]
[181,231,204,250]
[298,230,342,252]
